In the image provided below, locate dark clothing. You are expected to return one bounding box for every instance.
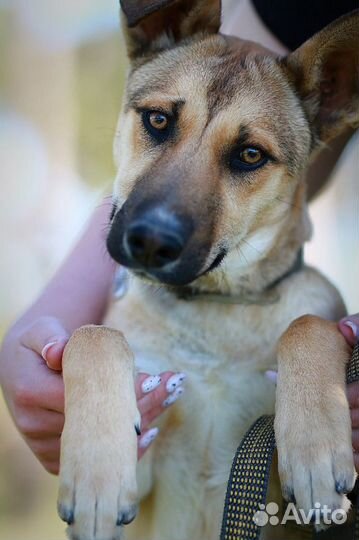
[252,0,358,49]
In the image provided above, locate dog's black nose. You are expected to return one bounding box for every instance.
[125,216,185,269]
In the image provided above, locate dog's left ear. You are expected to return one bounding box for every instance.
[120,0,221,60]
[284,10,359,143]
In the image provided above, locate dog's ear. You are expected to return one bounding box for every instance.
[284,10,359,143]
[120,0,177,27]
[120,0,221,60]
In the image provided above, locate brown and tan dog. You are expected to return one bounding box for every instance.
[57,2,359,539]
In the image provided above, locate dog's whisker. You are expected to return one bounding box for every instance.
[241,238,265,257]
[275,196,302,211]
[235,245,251,269]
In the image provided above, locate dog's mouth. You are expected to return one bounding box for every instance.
[200,248,227,276]
[127,246,227,287]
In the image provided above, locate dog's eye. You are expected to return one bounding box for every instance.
[148,112,168,130]
[240,148,264,165]
[229,146,268,172]
[142,110,172,143]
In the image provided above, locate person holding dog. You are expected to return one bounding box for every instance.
[0,0,358,479]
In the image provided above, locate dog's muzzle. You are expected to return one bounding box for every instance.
[124,217,185,270]
[107,206,200,283]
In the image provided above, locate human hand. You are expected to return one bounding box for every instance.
[338,314,359,348]
[339,314,359,471]
[135,371,186,459]
[0,316,185,473]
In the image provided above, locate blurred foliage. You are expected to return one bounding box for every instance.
[0,10,11,95]
[0,6,128,540]
[76,34,128,188]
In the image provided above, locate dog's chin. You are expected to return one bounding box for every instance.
[129,266,199,287]
[127,248,227,288]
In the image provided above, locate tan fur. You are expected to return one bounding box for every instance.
[275,316,354,520]
[59,326,140,540]
[58,3,359,540]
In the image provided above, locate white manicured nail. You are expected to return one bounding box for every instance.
[265,370,278,384]
[41,341,58,361]
[163,386,185,407]
[344,321,359,341]
[139,427,159,449]
[141,375,162,394]
[166,373,186,393]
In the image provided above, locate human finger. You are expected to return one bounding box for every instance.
[20,316,69,371]
[338,314,359,347]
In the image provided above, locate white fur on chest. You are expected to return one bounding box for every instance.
[107,266,345,377]
[108,266,345,540]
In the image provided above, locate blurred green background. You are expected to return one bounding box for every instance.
[0,1,127,538]
[0,1,357,539]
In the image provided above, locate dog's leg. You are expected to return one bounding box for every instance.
[275,315,356,525]
[57,325,140,540]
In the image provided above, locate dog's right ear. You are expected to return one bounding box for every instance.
[120,0,221,61]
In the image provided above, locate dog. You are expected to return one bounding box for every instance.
[56,2,359,539]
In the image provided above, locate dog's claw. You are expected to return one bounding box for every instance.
[283,485,296,503]
[135,423,141,436]
[335,478,354,495]
[117,504,138,526]
[58,503,74,525]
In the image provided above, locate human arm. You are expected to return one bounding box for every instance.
[0,198,185,472]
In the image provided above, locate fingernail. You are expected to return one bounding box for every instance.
[41,341,58,362]
[166,373,186,393]
[141,375,162,394]
[139,427,159,449]
[344,321,359,342]
[163,386,185,407]
[265,370,278,384]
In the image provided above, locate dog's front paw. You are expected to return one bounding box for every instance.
[275,316,357,528]
[57,325,140,540]
[58,438,138,540]
[275,407,356,528]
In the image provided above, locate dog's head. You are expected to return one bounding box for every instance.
[107,0,358,290]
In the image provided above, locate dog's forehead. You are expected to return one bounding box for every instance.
[127,35,296,117]
[125,35,310,170]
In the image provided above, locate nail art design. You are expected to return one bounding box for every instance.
[139,427,159,449]
[141,375,162,394]
[163,386,185,407]
[166,373,186,393]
